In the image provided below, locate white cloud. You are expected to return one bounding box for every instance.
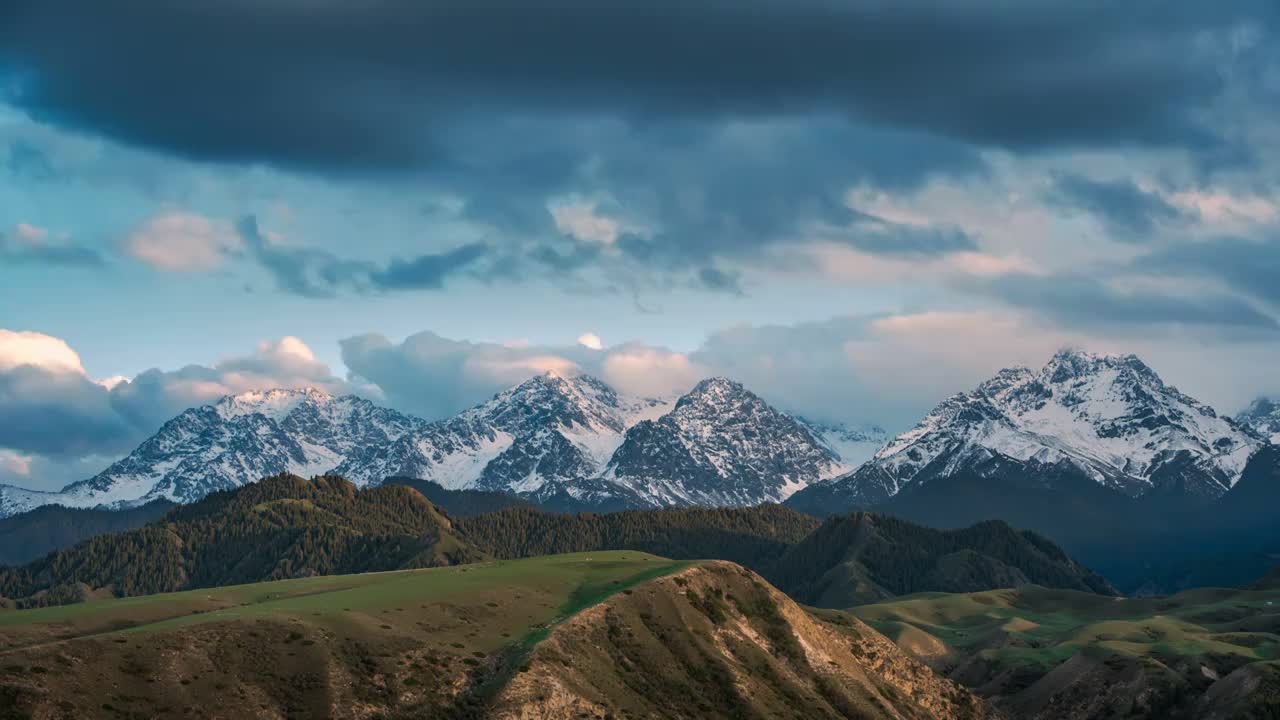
[126,211,240,272]
[1170,189,1279,231]
[111,335,355,429]
[601,345,705,398]
[0,329,86,374]
[12,223,49,244]
[0,329,356,472]
[550,201,622,244]
[576,332,604,350]
[0,450,31,478]
[95,375,129,390]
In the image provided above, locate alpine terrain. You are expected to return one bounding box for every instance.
[0,388,427,518]
[1238,396,1280,444]
[0,373,858,518]
[790,349,1267,514]
[340,374,852,507]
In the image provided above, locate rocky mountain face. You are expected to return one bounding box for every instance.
[491,562,990,720]
[1,372,855,518]
[341,373,848,508]
[790,350,1266,514]
[1239,396,1280,443]
[332,372,672,499]
[0,389,428,518]
[602,377,848,506]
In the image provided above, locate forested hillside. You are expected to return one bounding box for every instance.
[456,503,820,568]
[0,500,174,566]
[770,513,1117,607]
[0,475,485,607]
[0,474,1114,611]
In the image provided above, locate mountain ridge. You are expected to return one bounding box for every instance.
[0,371,862,518]
[790,349,1266,514]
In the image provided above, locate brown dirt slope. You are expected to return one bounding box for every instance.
[490,561,991,720]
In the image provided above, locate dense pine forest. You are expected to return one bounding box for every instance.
[0,500,174,566]
[0,475,485,607]
[0,474,1118,609]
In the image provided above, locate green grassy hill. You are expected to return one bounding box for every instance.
[0,551,688,719]
[0,553,993,720]
[851,582,1280,718]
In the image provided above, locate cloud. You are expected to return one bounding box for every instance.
[576,333,604,351]
[0,330,137,457]
[844,214,979,256]
[125,211,240,271]
[0,450,117,492]
[340,331,700,419]
[1045,173,1187,241]
[551,202,622,245]
[979,271,1280,332]
[369,243,491,290]
[1138,236,1280,308]
[108,335,356,432]
[0,329,85,374]
[0,223,103,266]
[0,0,1265,173]
[0,330,356,473]
[236,215,489,297]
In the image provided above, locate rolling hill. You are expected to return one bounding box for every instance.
[851,580,1280,719]
[0,553,988,720]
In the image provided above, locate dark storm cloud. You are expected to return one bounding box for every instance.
[0,365,137,458]
[1140,237,1280,307]
[236,216,489,298]
[982,273,1280,331]
[1,0,1268,172]
[1046,173,1187,241]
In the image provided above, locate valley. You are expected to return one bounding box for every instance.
[852,580,1280,718]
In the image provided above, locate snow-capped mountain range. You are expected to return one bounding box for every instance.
[0,373,862,518]
[0,389,429,517]
[1238,397,1280,444]
[790,350,1268,510]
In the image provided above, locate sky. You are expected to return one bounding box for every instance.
[2,0,1279,490]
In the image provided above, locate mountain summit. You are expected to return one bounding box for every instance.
[603,377,848,505]
[1,372,853,518]
[1239,396,1280,444]
[790,350,1266,512]
[333,371,673,495]
[0,388,428,517]
[338,373,847,507]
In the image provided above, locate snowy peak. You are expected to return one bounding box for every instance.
[212,387,335,421]
[332,373,675,497]
[472,371,635,435]
[1239,397,1280,443]
[856,349,1265,503]
[0,389,429,517]
[604,378,846,506]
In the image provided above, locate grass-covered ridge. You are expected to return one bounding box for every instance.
[0,551,691,718]
[851,583,1280,717]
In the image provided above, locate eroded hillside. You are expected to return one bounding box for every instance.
[491,561,988,719]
